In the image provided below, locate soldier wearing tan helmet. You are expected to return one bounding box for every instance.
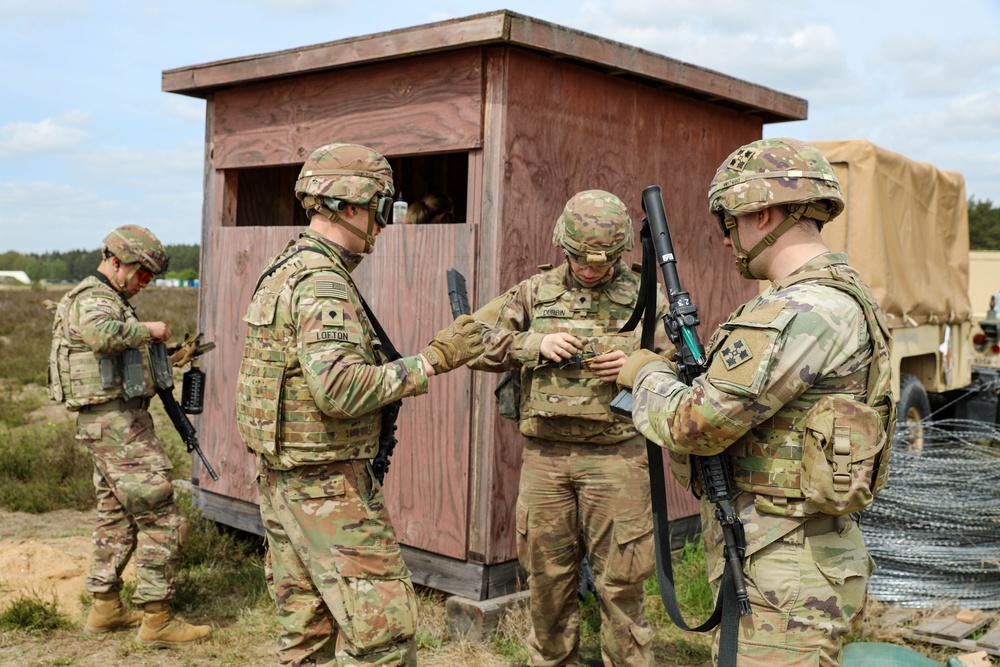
[47,224,211,646]
[619,138,895,665]
[236,142,486,666]
[468,190,670,667]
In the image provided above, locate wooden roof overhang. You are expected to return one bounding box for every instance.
[162,10,806,123]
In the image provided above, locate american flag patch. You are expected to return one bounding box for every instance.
[315,280,348,300]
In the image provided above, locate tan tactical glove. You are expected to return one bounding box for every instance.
[169,332,217,367]
[421,315,488,374]
[617,349,673,390]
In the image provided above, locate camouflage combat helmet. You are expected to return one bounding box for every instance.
[708,137,844,278]
[103,225,169,274]
[552,190,634,265]
[295,143,395,253]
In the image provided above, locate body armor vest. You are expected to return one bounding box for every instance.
[237,242,382,468]
[519,264,641,438]
[48,277,155,410]
[723,263,895,517]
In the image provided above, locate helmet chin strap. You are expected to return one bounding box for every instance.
[302,196,376,252]
[104,256,138,293]
[729,205,814,279]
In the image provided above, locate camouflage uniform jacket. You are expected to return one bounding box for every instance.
[631,252,892,581]
[48,274,154,409]
[470,261,670,444]
[237,230,429,471]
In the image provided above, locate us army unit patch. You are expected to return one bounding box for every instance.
[314,279,348,300]
[720,337,754,370]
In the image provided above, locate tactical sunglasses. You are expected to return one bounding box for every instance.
[136,267,155,285]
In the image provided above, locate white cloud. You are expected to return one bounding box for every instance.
[0,0,85,22]
[874,35,1000,97]
[0,112,92,158]
[574,2,863,107]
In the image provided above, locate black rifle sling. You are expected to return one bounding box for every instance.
[620,222,743,665]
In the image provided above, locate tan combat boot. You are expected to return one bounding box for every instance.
[135,601,211,647]
[84,591,143,633]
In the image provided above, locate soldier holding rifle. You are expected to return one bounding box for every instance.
[618,139,894,666]
[47,225,211,646]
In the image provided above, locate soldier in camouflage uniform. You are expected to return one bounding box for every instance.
[236,143,486,667]
[468,191,670,667]
[48,225,211,646]
[618,139,895,666]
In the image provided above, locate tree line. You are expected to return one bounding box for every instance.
[0,197,997,283]
[968,197,1000,250]
[0,244,200,283]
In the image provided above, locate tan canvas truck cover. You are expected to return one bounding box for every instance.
[812,140,971,328]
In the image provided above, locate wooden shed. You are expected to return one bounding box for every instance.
[162,10,805,601]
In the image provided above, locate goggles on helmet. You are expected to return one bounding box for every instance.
[322,194,394,228]
[372,193,393,227]
[565,249,618,269]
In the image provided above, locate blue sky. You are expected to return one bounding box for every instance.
[2,0,999,253]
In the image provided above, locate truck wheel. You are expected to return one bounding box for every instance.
[897,373,930,453]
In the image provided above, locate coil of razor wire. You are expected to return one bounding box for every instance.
[862,417,1000,609]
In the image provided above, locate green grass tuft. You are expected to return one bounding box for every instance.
[0,594,70,633]
[0,418,94,513]
[171,491,270,620]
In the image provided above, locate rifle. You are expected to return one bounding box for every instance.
[611,185,749,666]
[149,342,219,481]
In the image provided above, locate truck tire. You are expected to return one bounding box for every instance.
[897,372,930,453]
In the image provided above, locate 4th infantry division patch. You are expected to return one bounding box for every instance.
[720,338,753,370]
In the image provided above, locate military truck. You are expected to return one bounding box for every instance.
[812,140,1000,444]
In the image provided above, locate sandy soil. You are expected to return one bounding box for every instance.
[0,507,277,667]
[0,509,516,667]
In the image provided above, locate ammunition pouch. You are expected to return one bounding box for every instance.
[149,342,175,390]
[120,349,148,401]
[799,395,891,516]
[495,371,521,420]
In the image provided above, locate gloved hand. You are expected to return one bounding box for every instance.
[421,315,488,374]
[169,332,216,367]
[617,349,673,390]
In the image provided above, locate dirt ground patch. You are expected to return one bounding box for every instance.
[0,509,521,667]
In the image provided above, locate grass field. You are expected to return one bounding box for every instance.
[0,285,977,666]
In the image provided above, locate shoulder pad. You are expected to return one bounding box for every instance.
[604,269,639,306]
[706,298,792,397]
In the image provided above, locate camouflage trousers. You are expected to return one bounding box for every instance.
[711,518,873,666]
[257,459,418,667]
[77,404,185,605]
[516,436,655,667]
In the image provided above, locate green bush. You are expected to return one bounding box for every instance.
[0,594,70,633]
[0,419,93,513]
[171,491,269,619]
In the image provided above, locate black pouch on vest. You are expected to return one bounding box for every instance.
[120,349,147,401]
[149,342,174,390]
